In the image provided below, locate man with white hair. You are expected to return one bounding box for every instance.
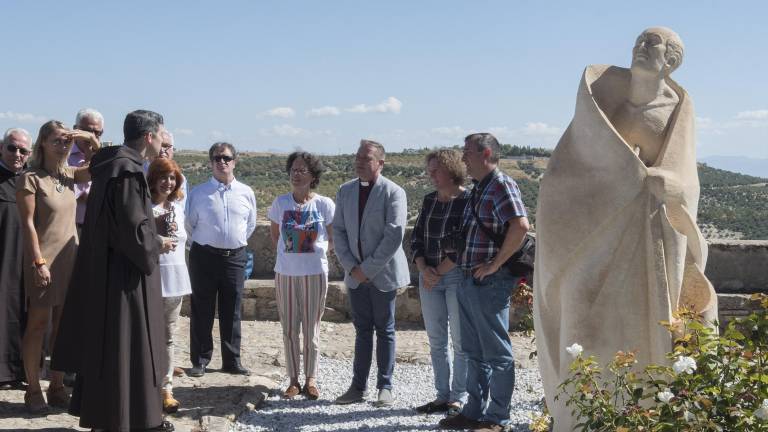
[69,108,104,230]
[0,128,32,386]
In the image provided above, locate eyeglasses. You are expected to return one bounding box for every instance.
[213,155,234,163]
[161,144,175,152]
[290,168,309,175]
[6,144,31,156]
[76,127,104,138]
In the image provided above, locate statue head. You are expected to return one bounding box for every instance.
[631,27,684,77]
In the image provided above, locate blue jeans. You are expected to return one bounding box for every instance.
[348,282,396,390]
[419,267,468,405]
[458,267,519,426]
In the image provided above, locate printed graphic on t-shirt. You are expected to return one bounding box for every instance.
[281,210,320,253]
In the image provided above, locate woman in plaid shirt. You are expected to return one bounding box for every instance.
[410,149,470,416]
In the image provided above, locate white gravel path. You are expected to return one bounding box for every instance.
[235,356,544,431]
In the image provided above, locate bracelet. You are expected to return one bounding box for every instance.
[34,258,47,267]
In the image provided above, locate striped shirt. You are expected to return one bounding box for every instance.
[411,189,471,267]
[458,169,527,269]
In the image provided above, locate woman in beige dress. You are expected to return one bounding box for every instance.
[16,120,98,412]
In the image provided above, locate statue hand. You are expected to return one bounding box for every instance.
[646,167,684,204]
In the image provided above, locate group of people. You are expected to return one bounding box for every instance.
[0,108,530,432]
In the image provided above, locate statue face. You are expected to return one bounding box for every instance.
[631,30,670,75]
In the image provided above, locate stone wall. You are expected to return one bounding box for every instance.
[181,225,767,328]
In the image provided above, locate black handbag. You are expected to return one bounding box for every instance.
[468,188,535,278]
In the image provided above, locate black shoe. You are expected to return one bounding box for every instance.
[438,413,479,430]
[221,364,250,375]
[415,400,449,414]
[188,365,206,377]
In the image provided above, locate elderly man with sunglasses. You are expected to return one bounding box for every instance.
[185,142,256,377]
[68,108,104,232]
[0,128,32,387]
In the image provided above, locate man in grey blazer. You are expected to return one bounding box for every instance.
[333,139,410,406]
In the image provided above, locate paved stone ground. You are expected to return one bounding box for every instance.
[0,318,537,431]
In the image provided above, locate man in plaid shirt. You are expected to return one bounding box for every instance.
[439,133,530,432]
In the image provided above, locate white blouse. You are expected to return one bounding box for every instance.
[153,201,192,298]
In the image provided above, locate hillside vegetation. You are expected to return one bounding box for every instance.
[174,148,767,240]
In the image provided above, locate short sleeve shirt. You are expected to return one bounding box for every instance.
[458,169,527,269]
[268,193,336,276]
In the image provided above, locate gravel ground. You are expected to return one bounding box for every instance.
[235,356,544,432]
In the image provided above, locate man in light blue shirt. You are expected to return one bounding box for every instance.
[185,142,256,377]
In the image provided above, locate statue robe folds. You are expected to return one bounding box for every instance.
[533,64,717,431]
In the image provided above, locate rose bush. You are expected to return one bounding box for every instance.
[548,294,768,431]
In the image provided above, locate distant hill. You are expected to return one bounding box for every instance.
[700,156,768,178]
[175,148,768,240]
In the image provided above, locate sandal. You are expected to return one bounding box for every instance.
[303,384,320,400]
[24,390,48,413]
[282,384,301,399]
[46,385,71,409]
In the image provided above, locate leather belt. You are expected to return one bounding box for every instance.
[197,243,245,257]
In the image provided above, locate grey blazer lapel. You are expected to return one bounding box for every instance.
[349,180,361,260]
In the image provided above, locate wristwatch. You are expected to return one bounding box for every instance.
[34,258,47,267]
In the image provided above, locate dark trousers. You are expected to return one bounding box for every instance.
[348,282,396,390]
[189,243,246,368]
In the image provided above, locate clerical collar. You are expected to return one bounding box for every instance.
[359,177,377,188]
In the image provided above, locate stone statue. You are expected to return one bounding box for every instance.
[533,27,718,432]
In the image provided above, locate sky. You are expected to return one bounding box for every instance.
[1,1,766,158]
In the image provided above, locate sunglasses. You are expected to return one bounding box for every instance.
[6,144,31,156]
[77,127,104,138]
[213,155,234,163]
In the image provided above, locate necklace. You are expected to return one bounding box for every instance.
[45,169,65,193]
[293,192,313,210]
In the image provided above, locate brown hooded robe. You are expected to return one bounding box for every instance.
[52,145,166,431]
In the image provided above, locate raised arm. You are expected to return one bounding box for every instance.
[66,130,100,184]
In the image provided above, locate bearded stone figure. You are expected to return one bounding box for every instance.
[534,27,718,431]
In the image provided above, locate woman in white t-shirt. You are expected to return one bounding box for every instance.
[148,158,192,414]
[268,152,335,400]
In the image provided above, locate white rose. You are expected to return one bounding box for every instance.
[657,388,674,403]
[565,343,583,358]
[683,410,696,422]
[672,356,697,375]
[755,399,768,421]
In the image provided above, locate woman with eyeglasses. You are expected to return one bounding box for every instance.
[15,120,99,413]
[268,151,335,400]
[147,158,191,414]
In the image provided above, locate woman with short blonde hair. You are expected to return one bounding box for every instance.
[411,148,469,415]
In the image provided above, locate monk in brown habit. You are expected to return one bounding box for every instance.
[0,128,32,386]
[53,110,176,431]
